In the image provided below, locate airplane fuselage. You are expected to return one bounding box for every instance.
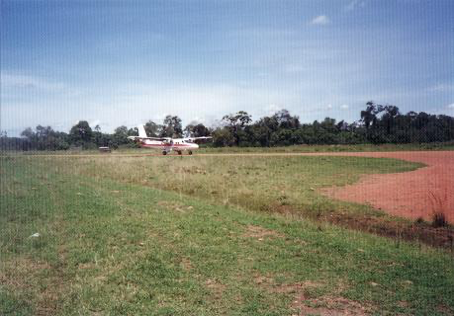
[128,125,210,155]
[139,138,199,154]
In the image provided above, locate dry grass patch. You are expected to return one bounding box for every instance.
[256,279,369,316]
[157,200,194,213]
[242,225,284,240]
[291,295,368,316]
[250,276,368,316]
[180,257,193,271]
[1,257,67,315]
[0,258,52,290]
[205,278,227,300]
[276,282,368,316]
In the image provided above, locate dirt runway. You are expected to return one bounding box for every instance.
[318,151,454,223]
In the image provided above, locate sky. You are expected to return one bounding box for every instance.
[1,0,453,136]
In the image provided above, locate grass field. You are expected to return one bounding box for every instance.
[9,141,454,157]
[1,154,454,315]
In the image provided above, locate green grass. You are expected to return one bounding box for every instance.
[5,141,454,156]
[1,156,453,315]
[53,155,425,231]
[197,142,454,153]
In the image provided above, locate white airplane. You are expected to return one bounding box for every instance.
[128,125,212,155]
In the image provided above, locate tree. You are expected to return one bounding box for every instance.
[112,125,129,146]
[360,101,380,130]
[161,115,183,138]
[127,127,138,136]
[144,120,161,137]
[21,127,35,139]
[212,127,235,147]
[184,123,210,137]
[223,111,252,128]
[273,109,300,129]
[69,121,93,147]
[253,116,279,146]
[20,126,69,150]
[222,111,252,146]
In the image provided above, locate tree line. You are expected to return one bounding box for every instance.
[1,102,453,151]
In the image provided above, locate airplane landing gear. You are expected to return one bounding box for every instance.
[188,150,193,155]
[177,151,182,155]
[162,151,167,155]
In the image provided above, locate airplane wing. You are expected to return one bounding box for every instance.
[184,136,213,143]
[127,136,170,141]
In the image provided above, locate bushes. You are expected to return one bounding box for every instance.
[432,212,449,228]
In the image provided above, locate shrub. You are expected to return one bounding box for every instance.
[415,217,425,225]
[432,212,448,228]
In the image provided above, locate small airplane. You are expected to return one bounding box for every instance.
[128,125,212,155]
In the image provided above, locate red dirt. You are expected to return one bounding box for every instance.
[320,151,454,224]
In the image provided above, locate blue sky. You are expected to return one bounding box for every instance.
[1,0,453,135]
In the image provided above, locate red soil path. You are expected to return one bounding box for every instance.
[320,151,454,223]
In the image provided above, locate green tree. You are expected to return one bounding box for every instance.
[112,125,130,146]
[212,127,235,147]
[144,120,161,137]
[184,123,210,137]
[69,121,93,148]
[222,111,252,146]
[161,115,183,138]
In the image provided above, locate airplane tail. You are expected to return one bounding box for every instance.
[138,124,148,138]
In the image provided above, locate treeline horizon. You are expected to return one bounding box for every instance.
[1,102,454,151]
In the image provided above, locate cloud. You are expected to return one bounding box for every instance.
[448,103,454,109]
[265,104,282,116]
[1,72,80,99]
[428,83,454,92]
[340,104,349,110]
[327,104,333,109]
[90,119,101,128]
[345,0,366,12]
[310,15,330,26]
[1,73,65,91]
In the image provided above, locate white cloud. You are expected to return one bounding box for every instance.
[340,104,349,110]
[345,0,366,12]
[310,15,330,26]
[1,72,80,99]
[1,73,65,91]
[265,104,282,116]
[327,104,333,109]
[447,103,454,109]
[428,83,454,92]
[90,119,101,128]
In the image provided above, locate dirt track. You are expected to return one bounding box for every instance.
[318,151,454,223]
[7,150,453,223]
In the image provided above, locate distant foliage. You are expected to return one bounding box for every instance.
[210,103,454,147]
[185,123,210,137]
[2,102,454,151]
[69,121,93,149]
[161,115,183,138]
